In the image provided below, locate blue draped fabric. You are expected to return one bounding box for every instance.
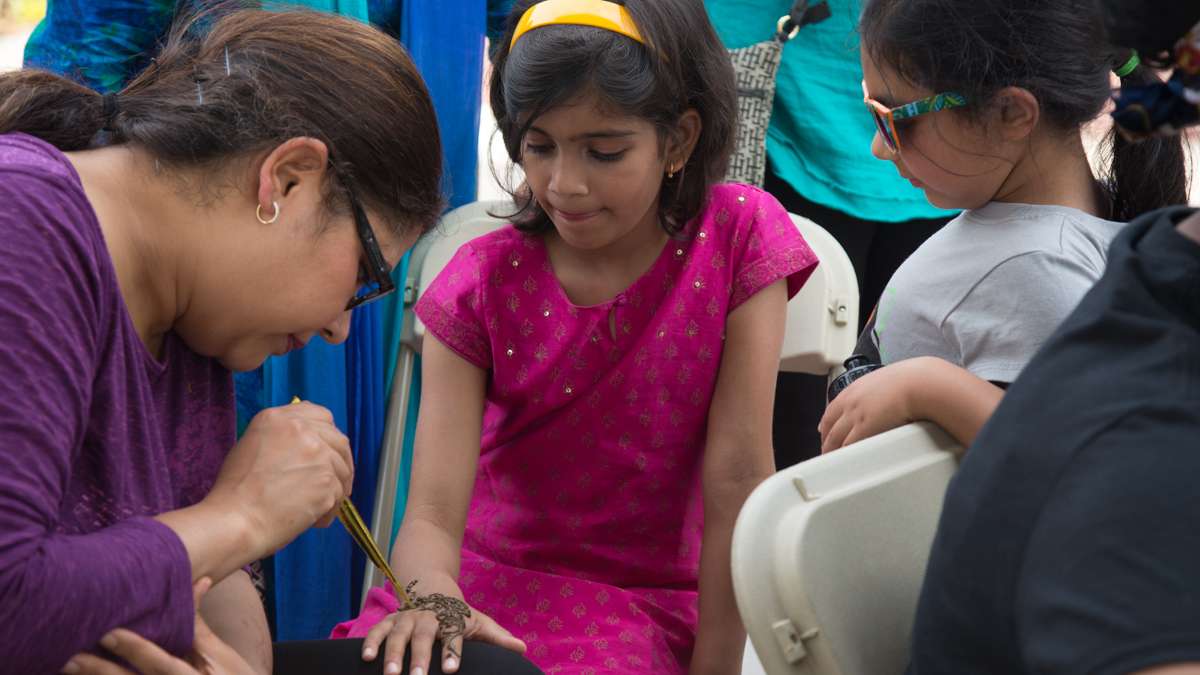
[28,0,506,640]
[259,330,356,640]
[273,0,369,16]
[24,0,180,92]
[401,0,485,210]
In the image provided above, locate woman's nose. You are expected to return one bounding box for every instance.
[321,310,352,345]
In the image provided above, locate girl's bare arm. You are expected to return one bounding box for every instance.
[691,279,788,675]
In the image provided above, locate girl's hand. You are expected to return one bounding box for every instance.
[61,579,260,675]
[206,401,353,559]
[819,358,929,452]
[362,577,526,675]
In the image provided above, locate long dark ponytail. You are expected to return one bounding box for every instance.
[1100,61,1190,220]
[0,70,112,152]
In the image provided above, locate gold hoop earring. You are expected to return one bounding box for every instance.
[256,201,280,225]
[667,164,678,179]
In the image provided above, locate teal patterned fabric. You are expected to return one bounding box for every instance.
[24,0,182,93]
[24,0,513,93]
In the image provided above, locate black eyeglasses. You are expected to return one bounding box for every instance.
[344,186,396,311]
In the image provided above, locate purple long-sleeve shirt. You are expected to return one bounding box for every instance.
[0,132,235,674]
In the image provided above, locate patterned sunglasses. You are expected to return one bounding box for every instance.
[862,80,968,153]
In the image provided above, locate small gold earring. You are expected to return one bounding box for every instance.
[256,201,280,224]
[667,164,678,179]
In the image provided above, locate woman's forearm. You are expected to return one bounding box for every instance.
[156,500,256,584]
[0,517,196,673]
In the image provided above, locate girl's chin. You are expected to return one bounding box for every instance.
[553,226,616,251]
[921,190,962,211]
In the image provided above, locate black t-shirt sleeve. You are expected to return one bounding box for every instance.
[1015,407,1200,675]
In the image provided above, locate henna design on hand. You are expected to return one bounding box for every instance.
[398,581,472,660]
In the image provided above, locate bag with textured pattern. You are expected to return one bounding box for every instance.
[724,1,831,186]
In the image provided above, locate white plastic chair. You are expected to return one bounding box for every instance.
[781,213,858,377]
[364,202,860,608]
[731,423,965,675]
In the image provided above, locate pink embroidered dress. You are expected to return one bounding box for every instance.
[334,184,817,673]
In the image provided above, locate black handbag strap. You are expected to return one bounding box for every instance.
[777,0,832,41]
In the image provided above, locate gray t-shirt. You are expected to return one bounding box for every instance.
[872,202,1124,382]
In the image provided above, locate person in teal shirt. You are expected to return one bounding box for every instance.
[705,0,956,464]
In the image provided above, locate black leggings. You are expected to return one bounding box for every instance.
[764,164,951,467]
[273,639,543,675]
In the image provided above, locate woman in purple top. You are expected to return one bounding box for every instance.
[0,8,538,675]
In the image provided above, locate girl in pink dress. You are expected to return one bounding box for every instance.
[334,1,818,673]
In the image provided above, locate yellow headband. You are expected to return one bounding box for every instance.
[510,0,645,50]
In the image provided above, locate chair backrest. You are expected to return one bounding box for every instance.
[731,423,964,675]
[781,213,858,376]
[405,200,511,350]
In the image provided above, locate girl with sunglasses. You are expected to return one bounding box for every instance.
[333,1,818,673]
[818,0,1189,452]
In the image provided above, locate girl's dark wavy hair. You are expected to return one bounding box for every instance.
[861,0,1188,221]
[0,5,444,237]
[489,0,737,235]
